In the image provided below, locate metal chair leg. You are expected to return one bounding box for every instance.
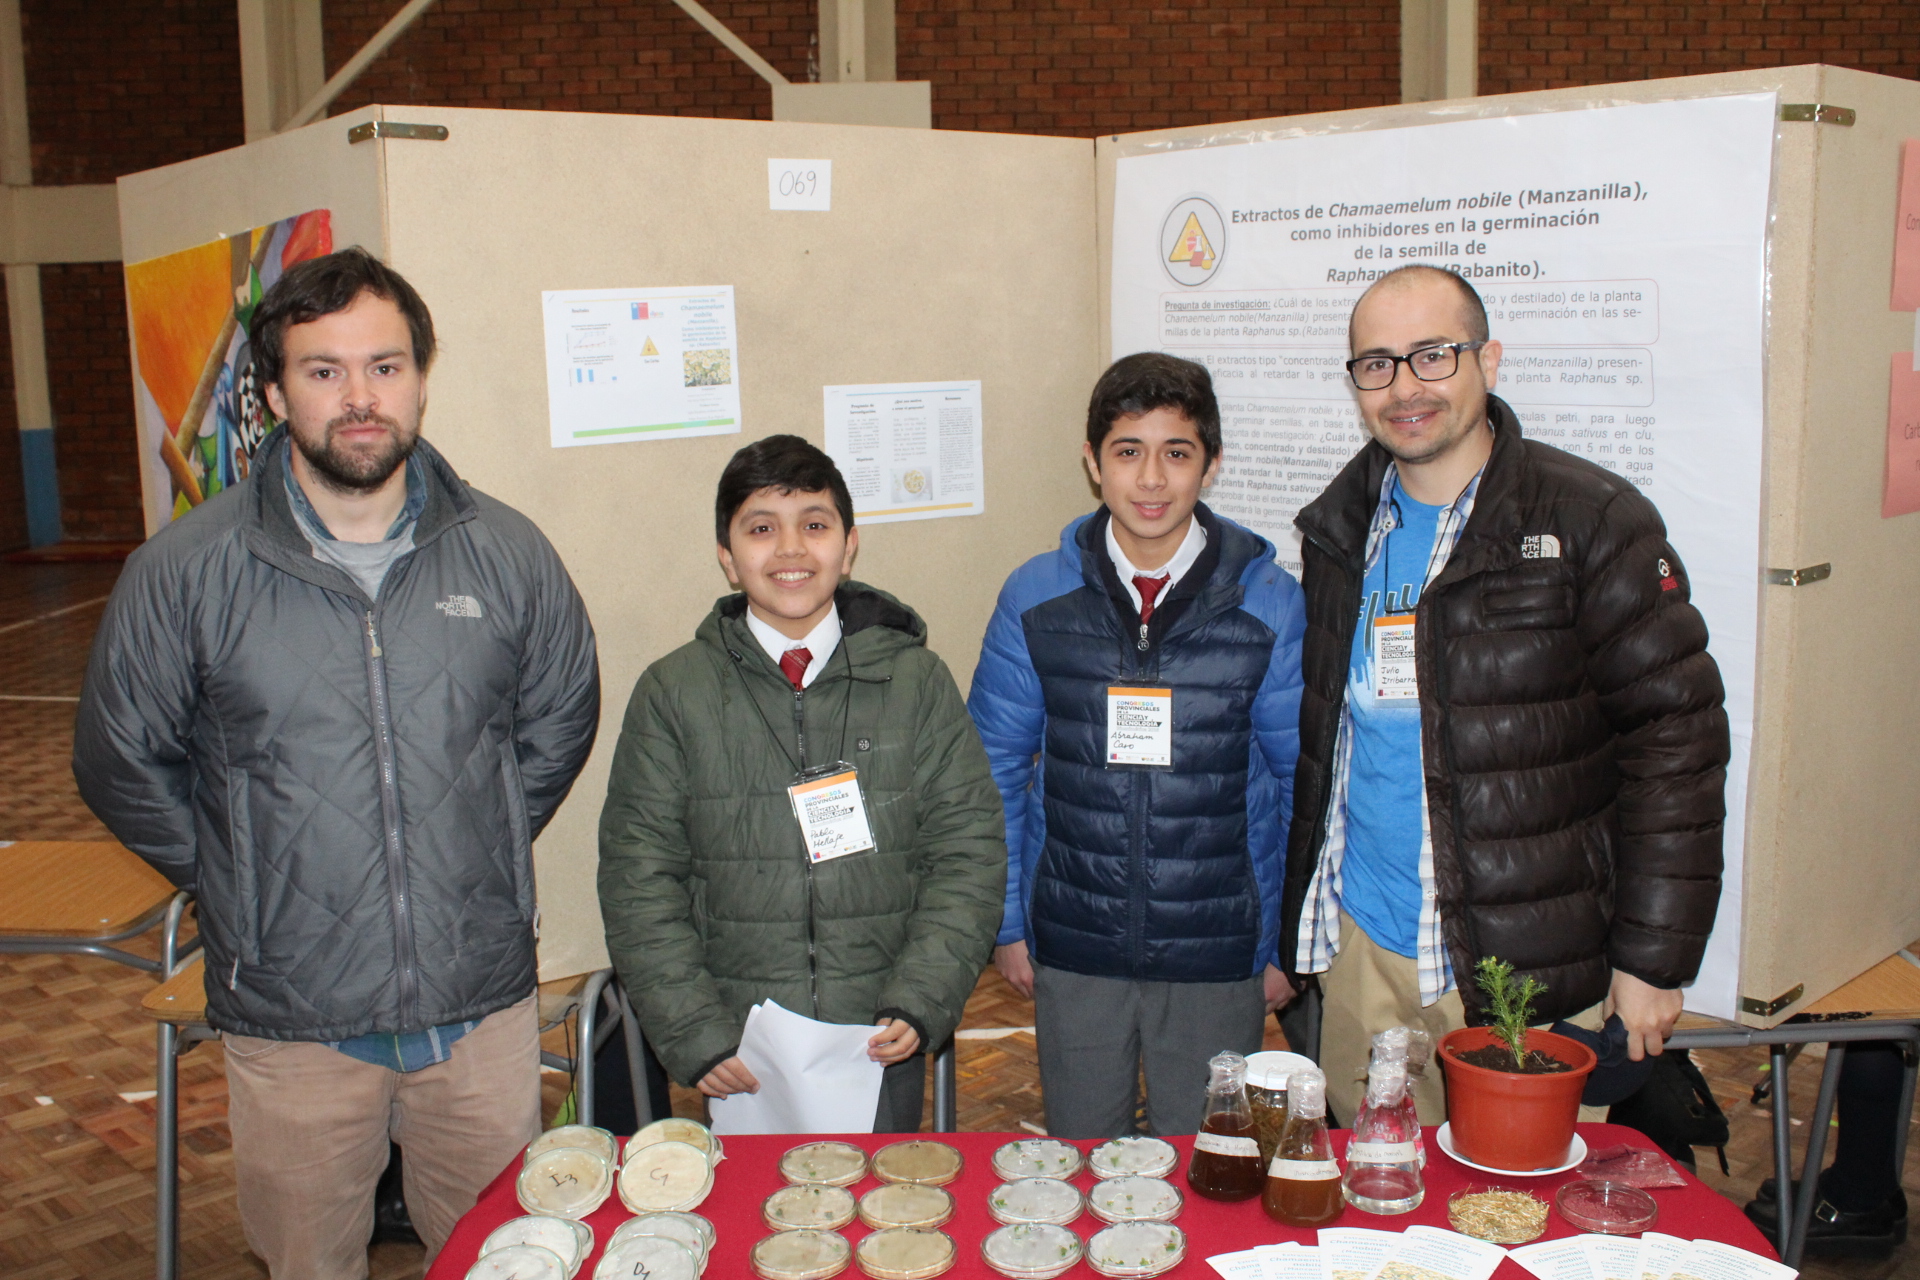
[614,982,654,1128]
[574,969,612,1130]
[934,1039,957,1133]
[1784,1045,1847,1269]
[1769,1044,1793,1259]
[155,1020,180,1280]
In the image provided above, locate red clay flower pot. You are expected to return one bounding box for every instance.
[1439,1026,1598,1172]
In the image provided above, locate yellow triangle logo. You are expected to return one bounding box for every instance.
[1170,213,1214,270]
[641,336,659,357]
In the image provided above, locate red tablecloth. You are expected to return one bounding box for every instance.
[427,1124,1773,1278]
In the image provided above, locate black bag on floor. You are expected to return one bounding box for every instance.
[1606,1047,1731,1174]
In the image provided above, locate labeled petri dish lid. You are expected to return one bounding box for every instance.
[858,1182,956,1231]
[1087,1175,1184,1224]
[526,1125,618,1168]
[610,1213,712,1271]
[482,1216,593,1275]
[1086,1221,1187,1278]
[986,1177,1084,1226]
[780,1140,870,1187]
[764,1181,858,1231]
[617,1140,714,1213]
[870,1140,964,1186]
[1555,1179,1659,1235]
[854,1227,958,1279]
[751,1228,854,1280]
[981,1222,1085,1280]
[516,1148,614,1220]
[1088,1136,1179,1181]
[991,1138,1085,1182]
[627,1117,723,1165]
[467,1243,569,1280]
[593,1234,699,1280]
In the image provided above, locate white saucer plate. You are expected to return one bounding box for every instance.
[1433,1122,1588,1177]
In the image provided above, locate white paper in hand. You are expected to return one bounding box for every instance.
[708,1000,884,1135]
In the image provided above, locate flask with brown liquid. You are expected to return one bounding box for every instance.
[1262,1064,1344,1226]
[1185,1050,1264,1201]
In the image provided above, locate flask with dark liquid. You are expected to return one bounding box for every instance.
[1262,1064,1344,1226]
[1185,1050,1264,1201]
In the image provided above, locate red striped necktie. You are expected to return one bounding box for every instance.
[1134,574,1169,624]
[779,647,812,691]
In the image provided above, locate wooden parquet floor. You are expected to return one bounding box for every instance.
[2,561,1915,1279]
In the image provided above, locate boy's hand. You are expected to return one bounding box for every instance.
[869,1019,921,1064]
[1263,964,1297,1013]
[993,940,1035,998]
[696,1056,760,1098]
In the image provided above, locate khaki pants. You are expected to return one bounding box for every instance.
[1319,913,1604,1128]
[223,995,542,1280]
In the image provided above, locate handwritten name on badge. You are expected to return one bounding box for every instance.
[1107,686,1173,767]
[787,768,876,863]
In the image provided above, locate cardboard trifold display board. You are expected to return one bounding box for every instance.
[117,66,1920,1025]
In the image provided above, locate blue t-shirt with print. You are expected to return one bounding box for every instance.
[1339,487,1445,958]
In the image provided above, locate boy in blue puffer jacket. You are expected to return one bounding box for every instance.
[968,352,1306,1138]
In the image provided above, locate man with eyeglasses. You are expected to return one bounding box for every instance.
[1282,265,1729,1124]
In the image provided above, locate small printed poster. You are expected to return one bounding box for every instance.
[822,380,984,523]
[542,285,741,447]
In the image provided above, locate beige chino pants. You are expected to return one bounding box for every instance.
[222,995,542,1280]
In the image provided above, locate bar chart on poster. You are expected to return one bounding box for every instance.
[1111,93,1778,1017]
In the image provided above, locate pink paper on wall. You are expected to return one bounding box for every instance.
[1894,141,1920,310]
[1885,354,1920,517]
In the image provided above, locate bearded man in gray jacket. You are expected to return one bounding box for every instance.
[74,248,600,1277]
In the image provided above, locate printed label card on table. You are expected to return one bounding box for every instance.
[1582,1234,1646,1280]
[1665,1241,1798,1280]
[1635,1233,1691,1280]
[1510,1237,1600,1280]
[1319,1228,1400,1280]
[1375,1225,1508,1280]
[1208,1241,1298,1280]
[1262,1244,1330,1280]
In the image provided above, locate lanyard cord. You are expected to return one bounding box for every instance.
[728,632,856,775]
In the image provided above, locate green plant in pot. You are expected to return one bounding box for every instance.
[1437,957,1599,1172]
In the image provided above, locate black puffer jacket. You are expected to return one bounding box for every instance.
[1283,398,1728,1021]
[74,428,600,1041]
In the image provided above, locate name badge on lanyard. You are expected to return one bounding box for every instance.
[787,762,876,863]
[1107,686,1173,767]
[1371,613,1419,701]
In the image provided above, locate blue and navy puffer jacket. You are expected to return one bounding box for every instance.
[968,504,1306,983]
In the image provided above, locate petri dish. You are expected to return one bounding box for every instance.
[780,1140,870,1187]
[1448,1185,1550,1243]
[1556,1179,1660,1235]
[870,1140,964,1186]
[1087,1175,1184,1224]
[608,1213,712,1272]
[854,1227,958,1279]
[991,1138,1085,1182]
[986,1177,1084,1226]
[751,1228,854,1280]
[617,1139,714,1213]
[1087,1136,1179,1181]
[626,1117,723,1167]
[1086,1221,1187,1278]
[515,1148,614,1220]
[858,1182,956,1230]
[466,1243,569,1280]
[481,1216,592,1275]
[764,1181,858,1231]
[592,1234,699,1280]
[526,1125,618,1168]
[980,1222,1084,1280]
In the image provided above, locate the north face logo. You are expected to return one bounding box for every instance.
[1521,534,1561,559]
[435,595,484,619]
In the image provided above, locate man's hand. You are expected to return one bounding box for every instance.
[994,940,1036,999]
[696,1055,760,1098]
[1263,964,1297,1014]
[1606,969,1684,1061]
[869,1019,921,1064]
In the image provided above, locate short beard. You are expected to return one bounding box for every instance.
[292,409,417,494]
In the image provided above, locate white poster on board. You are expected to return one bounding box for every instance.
[542,285,741,447]
[823,380,985,524]
[1112,92,1777,1018]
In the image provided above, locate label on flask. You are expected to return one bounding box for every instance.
[1193,1131,1260,1158]
[1268,1157,1341,1180]
[1348,1140,1418,1164]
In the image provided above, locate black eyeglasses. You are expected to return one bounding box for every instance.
[1345,341,1486,391]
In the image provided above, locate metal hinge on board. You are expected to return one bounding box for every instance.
[347,121,449,144]
[1779,104,1855,126]
[1764,563,1831,587]
[1740,984,1806,1018]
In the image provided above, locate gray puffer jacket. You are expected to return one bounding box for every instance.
[73,428,600,1041]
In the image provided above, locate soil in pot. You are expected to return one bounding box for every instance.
[1452,1046,1576,1073]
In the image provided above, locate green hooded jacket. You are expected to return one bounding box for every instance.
[598,582,1007,1086]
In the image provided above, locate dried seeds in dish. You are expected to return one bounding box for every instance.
[1086,1175,1183,1224]
[481,1216,593,1276]
[764,1181,858,1231]
[465,1243,569,1280]
[592,1234,700,1280]
[858,1182,956,1230]
[854,1227,958,1279]
[1086,1220,1187,1278]
[869,1139,964,1186]
[779,1140,870,1187]
[986,1176,1084,1226]
[980,1222,1084,1280]
[751,1228,854,1280]
[525,1125,619,1168]
[616,1139,714,1213]
[515,1147,614,1220]
[990,1138,1085,1181]
[1087,1136,1178,1181]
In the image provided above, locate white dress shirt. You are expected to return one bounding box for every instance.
[744,603,842,688]
[1105,514,1209,615]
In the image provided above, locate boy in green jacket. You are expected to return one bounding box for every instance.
[598,434,1007,1131]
